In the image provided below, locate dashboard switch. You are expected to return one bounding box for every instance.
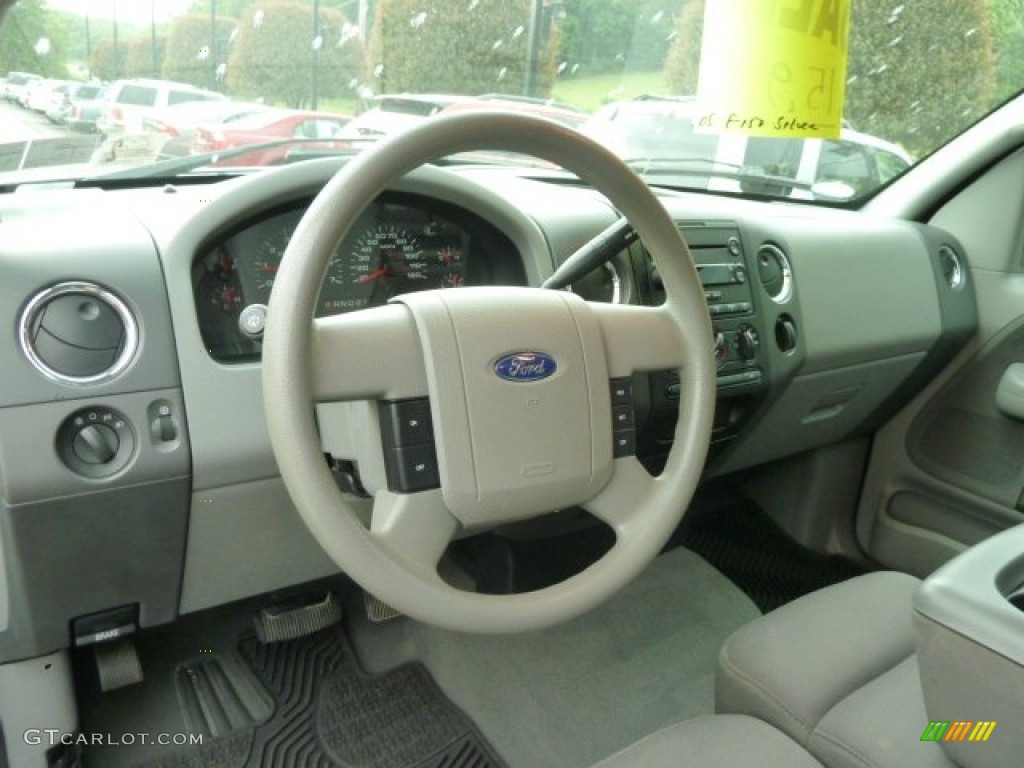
[73,424,119,464]
[57,406,135,478]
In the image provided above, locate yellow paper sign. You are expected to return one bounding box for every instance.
[695,0,851,139]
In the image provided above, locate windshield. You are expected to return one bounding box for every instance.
[0,0,1013,201]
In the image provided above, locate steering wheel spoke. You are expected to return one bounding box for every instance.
[311,304,428,402]
[582,457,658,530]
[369,490,458,580]
[590,303,691,377]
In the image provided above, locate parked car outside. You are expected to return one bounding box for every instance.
[47,82,104,125]
[441,95,589,129]
[337,93,465,147]
[191,108,352,167]
[19,77,63,110]
[33,80,71,117]
[62,83,108,132]
[141,99,276,158]
[95,78,226,137]
[583,95,911,200]
[2,70,39,103]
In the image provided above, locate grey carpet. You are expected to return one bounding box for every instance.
[350,547,759,768]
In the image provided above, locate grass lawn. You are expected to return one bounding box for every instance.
[552,71,668,113]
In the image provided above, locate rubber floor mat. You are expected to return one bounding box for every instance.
[144,626,506,768]
[674,500,871,612]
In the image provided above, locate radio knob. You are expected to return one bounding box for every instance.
[737,326,760,362]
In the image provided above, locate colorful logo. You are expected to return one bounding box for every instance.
[921,721,996,743]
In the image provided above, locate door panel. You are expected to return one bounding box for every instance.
[857,149,1024,576]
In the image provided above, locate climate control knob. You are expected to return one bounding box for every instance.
[713,330,729,367]
[736,326,760,362]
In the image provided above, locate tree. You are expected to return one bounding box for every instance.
[988,0,1024,100]
[125,36,167,80]
[558,0,675,76]
[89,38,128,82]
[163,14,238,90]
[367,0,556,97]
[226,1,365,107]
[845,0,995,154]
[663,0,703,95]
[0,0,72,78]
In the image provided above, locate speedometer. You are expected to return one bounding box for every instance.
[325,223,465,310]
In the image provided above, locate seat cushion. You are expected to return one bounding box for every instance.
[716,571,921,745]
[808,655,957,768]
[592,714,824,767]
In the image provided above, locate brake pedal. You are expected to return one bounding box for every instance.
[364,591,402,623]
[254,590,341,643]
[94,637,143,692]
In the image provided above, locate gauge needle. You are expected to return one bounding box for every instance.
[356,267,388,284]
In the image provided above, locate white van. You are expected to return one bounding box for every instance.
[95,78,225,137]
[583,95,913,200]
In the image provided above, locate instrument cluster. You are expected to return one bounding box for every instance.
[193,192,524,361]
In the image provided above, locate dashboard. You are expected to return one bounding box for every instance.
[0,156,977,665]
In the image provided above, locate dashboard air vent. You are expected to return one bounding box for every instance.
[756,244,793,303]
[936,245,965,290]
[19,282,138,385]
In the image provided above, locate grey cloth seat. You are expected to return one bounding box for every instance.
[716,571,957,768]
[593,714,824,767]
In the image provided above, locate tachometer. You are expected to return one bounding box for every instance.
[244,223,292,301]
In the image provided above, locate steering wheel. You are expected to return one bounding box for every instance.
[262,111,715,634]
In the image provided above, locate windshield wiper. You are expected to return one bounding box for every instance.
[622,156,815,194]
[94,138,358,180]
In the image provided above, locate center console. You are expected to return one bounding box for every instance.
[913,524,1024,767]
[639,221,796,459]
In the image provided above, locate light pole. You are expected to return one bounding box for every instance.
[311,0,321,110]
[524,0,543,97]
[210,0,218,89]
[112,0,119,79]
[150,0,157,77]
[85,14,92,79]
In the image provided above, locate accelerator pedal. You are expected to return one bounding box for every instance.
[95,637,143,692]
[364,591,402,623]
[254,590,341,643]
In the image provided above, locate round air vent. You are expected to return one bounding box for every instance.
[756,243,793,303]
[937,245,965,290]
[19,282,138,385]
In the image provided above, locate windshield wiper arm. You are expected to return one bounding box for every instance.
[94,137,358,180]
[622,156,814,192]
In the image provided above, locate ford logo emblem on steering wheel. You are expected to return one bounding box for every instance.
[493,351,557,382]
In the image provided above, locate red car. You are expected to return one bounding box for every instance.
[191,109,352,167]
